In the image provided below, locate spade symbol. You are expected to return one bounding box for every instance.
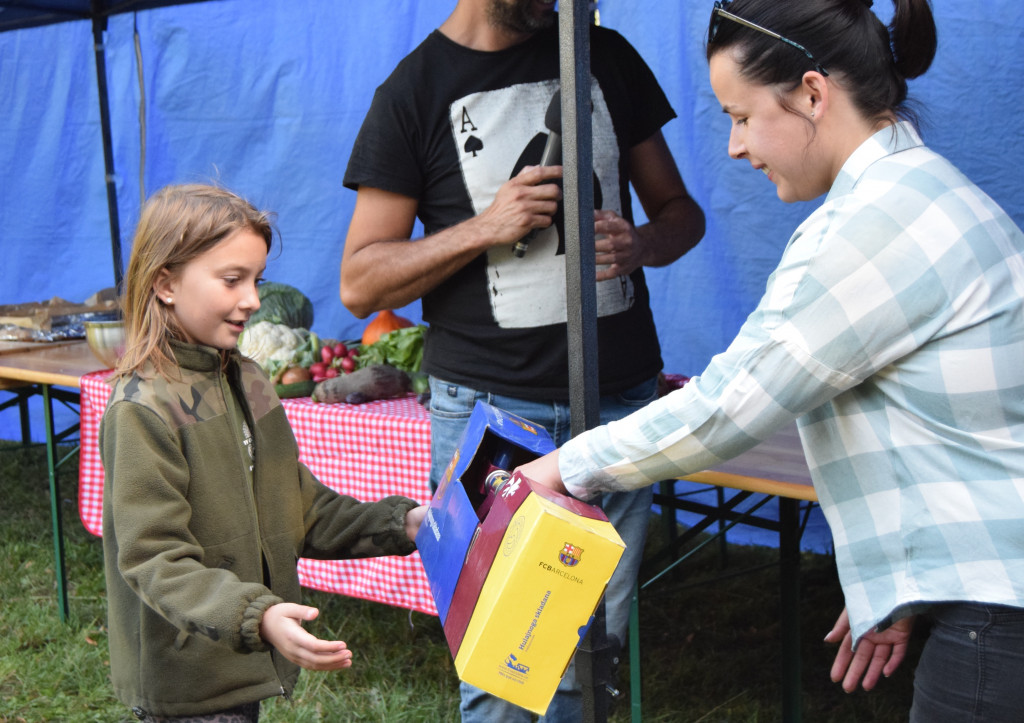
[464,135,483,157]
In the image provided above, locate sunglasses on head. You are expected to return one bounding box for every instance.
[709,0,829,76]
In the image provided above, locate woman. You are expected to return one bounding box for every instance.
[519,1,1024,719]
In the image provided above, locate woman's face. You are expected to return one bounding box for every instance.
[709,50,831,203]
[159,228,266,350]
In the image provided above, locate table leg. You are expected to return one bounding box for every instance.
[0,387,33,444]
[779,497,802,722]
[41,384,70,623]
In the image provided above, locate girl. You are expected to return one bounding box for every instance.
[520,1,1024,720]
[100,184,427,722]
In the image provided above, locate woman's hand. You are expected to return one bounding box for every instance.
[260,603,353,671]
[516,450,568,495]
[824,606,913,692]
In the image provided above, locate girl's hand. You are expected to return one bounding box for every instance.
[259,603,353,671]
[405,504,428,541]
[824,606,913,692]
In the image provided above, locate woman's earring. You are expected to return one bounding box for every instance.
[166,297,173,304]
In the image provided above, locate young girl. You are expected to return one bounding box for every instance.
[100,184,427,722]
[520,1,1024,719]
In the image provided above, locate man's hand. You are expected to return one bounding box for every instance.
[594,209,644,280]
[259,603,354,671]
[824,607,914,692]
[474,164,564,247]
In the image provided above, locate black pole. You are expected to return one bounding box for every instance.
[560,4,608,722]
[562,0,599,437]
[92,10,124,290]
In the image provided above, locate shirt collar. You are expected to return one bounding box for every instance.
[169,338,239,373]
[827,120,923,200]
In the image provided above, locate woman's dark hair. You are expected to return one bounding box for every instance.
[706,0,937,125]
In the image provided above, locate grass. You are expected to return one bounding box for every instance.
[0,439,920,722]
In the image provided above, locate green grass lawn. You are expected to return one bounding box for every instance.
[0,439,919,722]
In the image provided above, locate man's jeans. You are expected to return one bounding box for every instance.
[910,603,1024,722]
[428,376,658,723]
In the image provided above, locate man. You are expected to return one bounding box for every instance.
[341,1,705,720]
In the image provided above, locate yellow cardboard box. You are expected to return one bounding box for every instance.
[416,400,625,715]
[453,474,625,714]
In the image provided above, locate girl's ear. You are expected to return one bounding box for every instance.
[153,268,175,303]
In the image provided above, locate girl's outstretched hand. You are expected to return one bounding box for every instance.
[260,603,353,671]
[405,504,428,541]
[824,606,913,692]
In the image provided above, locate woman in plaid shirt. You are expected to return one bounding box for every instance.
[521,1,1024,720]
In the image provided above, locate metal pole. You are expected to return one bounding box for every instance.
[42,384,70,623]
[92,9,124,290]
[560,4,607,721]
[562,0,599,438]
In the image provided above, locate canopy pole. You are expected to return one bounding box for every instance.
[560,3,609,722]
[92,11,124,291]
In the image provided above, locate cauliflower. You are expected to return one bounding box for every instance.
[238,321,305,368]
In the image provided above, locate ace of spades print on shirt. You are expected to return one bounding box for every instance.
[450,78,634,330]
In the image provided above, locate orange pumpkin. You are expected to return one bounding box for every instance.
[361,309,414,346]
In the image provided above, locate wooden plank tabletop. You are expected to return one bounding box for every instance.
[0,341,108,389]
[0,339,80,356]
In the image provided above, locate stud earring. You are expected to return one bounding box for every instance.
[166,297,173,304]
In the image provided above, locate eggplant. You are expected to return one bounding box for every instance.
[311,364,411,404]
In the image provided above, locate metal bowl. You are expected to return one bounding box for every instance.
[84,319,126,368]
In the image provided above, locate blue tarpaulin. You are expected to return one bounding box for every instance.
[2,1,1022,551]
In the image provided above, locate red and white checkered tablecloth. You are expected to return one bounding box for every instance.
[78,370,438,616]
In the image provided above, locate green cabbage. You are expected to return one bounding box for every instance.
[249,282,314,329]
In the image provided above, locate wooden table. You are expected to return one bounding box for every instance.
[0,341,107,621]
[629,422,817,723]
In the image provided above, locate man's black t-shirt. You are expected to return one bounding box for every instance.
[344,21,676,400]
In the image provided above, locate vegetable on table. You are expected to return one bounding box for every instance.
[312,364,412,404]
[238,321,306,368]
[279,366,312,385]
[248,281,315,329]
[238,321,322,383]
[361,309,413,346]
[356,324,428,394]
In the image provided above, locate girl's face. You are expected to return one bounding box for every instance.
[157,228,266,350]
[709,50,831,203]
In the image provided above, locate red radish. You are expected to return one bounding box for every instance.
[309,362,327,378]
[340,357,356,373]
[324,366,339,378]
[333,342,347,357]
[321,346,335,364]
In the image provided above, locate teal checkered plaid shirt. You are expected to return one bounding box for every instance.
[559,121,1024,644]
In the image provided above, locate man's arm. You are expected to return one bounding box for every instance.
[594,130,705,281]
[340,165,564,318]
